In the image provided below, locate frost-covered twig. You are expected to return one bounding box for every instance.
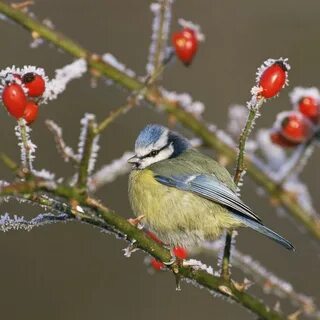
[0,212,70,232]
[277,140,315,184]
[195,241,319,318]
[43,59,87,102]
[146,0,173,75]
[1,2,318,242]
[0,180,289,320]
[77,114,99,190]
[15,118,36,172]
[160,88,205,118]
[88,151,134,192]
[45,119,78,163]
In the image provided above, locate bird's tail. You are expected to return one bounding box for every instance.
[238,217,295,251]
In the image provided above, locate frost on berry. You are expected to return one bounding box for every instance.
[146,1,173,74]
[251,58,291,98]
[255,58,290,86]
[178,18,205,42]
[289,87,320,106]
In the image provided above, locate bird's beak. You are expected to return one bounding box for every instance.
[128,154,139,164]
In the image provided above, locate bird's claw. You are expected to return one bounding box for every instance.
[127,215,145,228]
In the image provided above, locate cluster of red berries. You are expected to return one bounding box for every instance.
[145,230,188,271]
[1,69,46,124]
[270,90,319,147]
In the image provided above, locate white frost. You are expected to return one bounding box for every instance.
[43,59,87,102]
[89,151,134,191]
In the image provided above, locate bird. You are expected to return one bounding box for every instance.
[128,124,294,251]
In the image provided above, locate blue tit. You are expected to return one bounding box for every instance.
[128,124,294,251]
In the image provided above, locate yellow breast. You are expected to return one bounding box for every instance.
[128,169,241,247]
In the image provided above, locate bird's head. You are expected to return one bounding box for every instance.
[128,124,190,169]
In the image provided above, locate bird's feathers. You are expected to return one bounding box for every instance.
[154,174,261,223]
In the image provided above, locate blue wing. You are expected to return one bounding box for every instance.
[154,174,262,223]
[154,174,295,251]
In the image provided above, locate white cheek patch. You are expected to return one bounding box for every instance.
[139,143,174,169]
[135,129,169,158]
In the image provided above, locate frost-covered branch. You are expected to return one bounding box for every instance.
[0,179,288,320]
[43,59,87,102]
[77,114,99,190]
[195,241,319,318]
[45,119,78,163]
[277,139,315,184]
[0,212,70,232]
[146,0,173,75]
[88,151,133,192]
[15,118,36,172]
[0,2,319,243]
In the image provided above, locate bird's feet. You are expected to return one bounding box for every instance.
[127,215,145,228]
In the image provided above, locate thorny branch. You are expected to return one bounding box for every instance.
[0,2,319,319]
[0,178,288,320]
[0,1,318,243]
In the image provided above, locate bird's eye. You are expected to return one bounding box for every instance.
[150,150,159,157]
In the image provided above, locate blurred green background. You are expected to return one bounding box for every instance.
[0,0,319,319]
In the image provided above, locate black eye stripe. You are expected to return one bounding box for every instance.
[140,143,170,159]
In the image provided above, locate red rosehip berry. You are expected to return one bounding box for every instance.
[270,131,299,148]
[1,83,27,119]
[298,96,319,123]
[23,101,39,125]
[280,112,313,143]
[173,246,188,260]
[172,28,198,66]
[22,72,46,97]
[259,61,287,98]
[150,258,165,271]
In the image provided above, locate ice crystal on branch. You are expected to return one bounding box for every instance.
[0,213,70,232]
[15,119,37,170]
[89,151,134,191]
[102,53,136,79]
[77,113,100,176]
[43,59,87,101]
[161,89,205,118]
[146,0,173,74]
[183,259,214,275]
[45,119,78,163]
